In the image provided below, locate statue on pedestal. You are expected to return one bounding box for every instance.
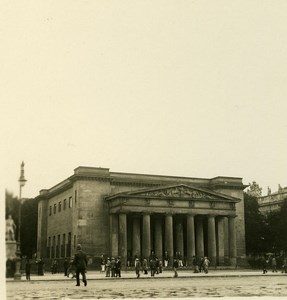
[6,214,16,241]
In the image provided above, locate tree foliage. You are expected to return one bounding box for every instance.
[264,200,287,253]
[244,192,267,255]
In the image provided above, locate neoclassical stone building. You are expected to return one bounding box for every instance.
[257,185,287,215]
[36,166,247,267]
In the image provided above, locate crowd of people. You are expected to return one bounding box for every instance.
[260,255,287,274]
[22,249,287,284]
[98,251,211,279]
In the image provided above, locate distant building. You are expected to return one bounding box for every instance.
[35,166,247,267]
[257,185,287,215]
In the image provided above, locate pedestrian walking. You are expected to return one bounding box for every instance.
[63,258,69,277]
[173,258,179,278]
[67,257,76,279]
[163,251,169,267]
[261,256,268,274]
[100,255,106,273]
[177,252,183,268]
[192,256,199,273]
[158,260,163,273]
[199,257,204,272]
[282,257,287,273]
[116,257,121,277]
[74,244,88,286]
[135,258,141,278]
[202,257,210,274]
[150,258,157,277]
[110,257,116,277]
[271,256,277,273]
[37,258,44,275]
[105,258,111,277]
[51,259,58,274]
[25,259,31,280]
[142,257,148,275]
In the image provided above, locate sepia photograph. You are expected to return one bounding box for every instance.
[2,0,287,299]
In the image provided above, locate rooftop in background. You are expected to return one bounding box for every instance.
[257,185,287,215]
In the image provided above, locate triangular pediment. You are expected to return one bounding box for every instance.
[108,184,239,202]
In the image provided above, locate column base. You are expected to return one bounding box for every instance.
[229,257,237,267]
[14,273,21,280]
[218,256,225,266]
[210,256,217,267]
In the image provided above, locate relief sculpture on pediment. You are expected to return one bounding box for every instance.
[143,186,216,199]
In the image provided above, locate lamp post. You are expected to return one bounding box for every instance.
[14,161,27,280]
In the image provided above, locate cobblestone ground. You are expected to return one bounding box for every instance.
[6,275,287,299]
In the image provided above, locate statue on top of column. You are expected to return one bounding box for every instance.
[6,214,16,241]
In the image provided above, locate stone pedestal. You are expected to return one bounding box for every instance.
[6,241,17,260]
[6,241,17,278]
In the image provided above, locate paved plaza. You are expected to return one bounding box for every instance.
[5,269,287,299]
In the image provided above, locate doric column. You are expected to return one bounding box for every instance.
[119,213,127,267]
[186,214,195,265]
[224,217,229,262]
[165,214,174,260]
[208,215,216,266]
[175,219,184,259]
[217,216,225,265]
[228,216,237,266]
[154,218,163,260]
[132,216,141,259]
[110,214,119,258]
[196,217,204,257]
[142,213,151,259]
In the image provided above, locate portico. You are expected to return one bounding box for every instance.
[106,184,239,267]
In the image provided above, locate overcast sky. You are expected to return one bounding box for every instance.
[2,0,287,200]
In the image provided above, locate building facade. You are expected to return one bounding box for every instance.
[36,166,247,267]
[257,185,287,215]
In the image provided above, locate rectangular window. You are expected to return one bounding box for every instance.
[52,236,55,258]
[75,190,77,204]
[69,196,73,208]
[67,232,71,257]
[48,237,51,258]
[57,235,60,258]
[63,199,66,210]
[49,206,52,216]
[58,201,61,212]
[62,234,66,258]
[53,204,56,214]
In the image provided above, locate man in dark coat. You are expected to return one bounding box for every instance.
[25,258,31,280]
[74,244,88,286]
[116,257,122,277]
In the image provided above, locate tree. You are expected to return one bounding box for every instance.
[265,200,287,254]
[244,192,267,255]
[21,198,38,258]
[246,181,262,197]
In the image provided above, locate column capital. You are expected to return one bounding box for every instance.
[207,214,216,218]
[187,213,195,217]
[142,212,151,216]
[165,212,174,216]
